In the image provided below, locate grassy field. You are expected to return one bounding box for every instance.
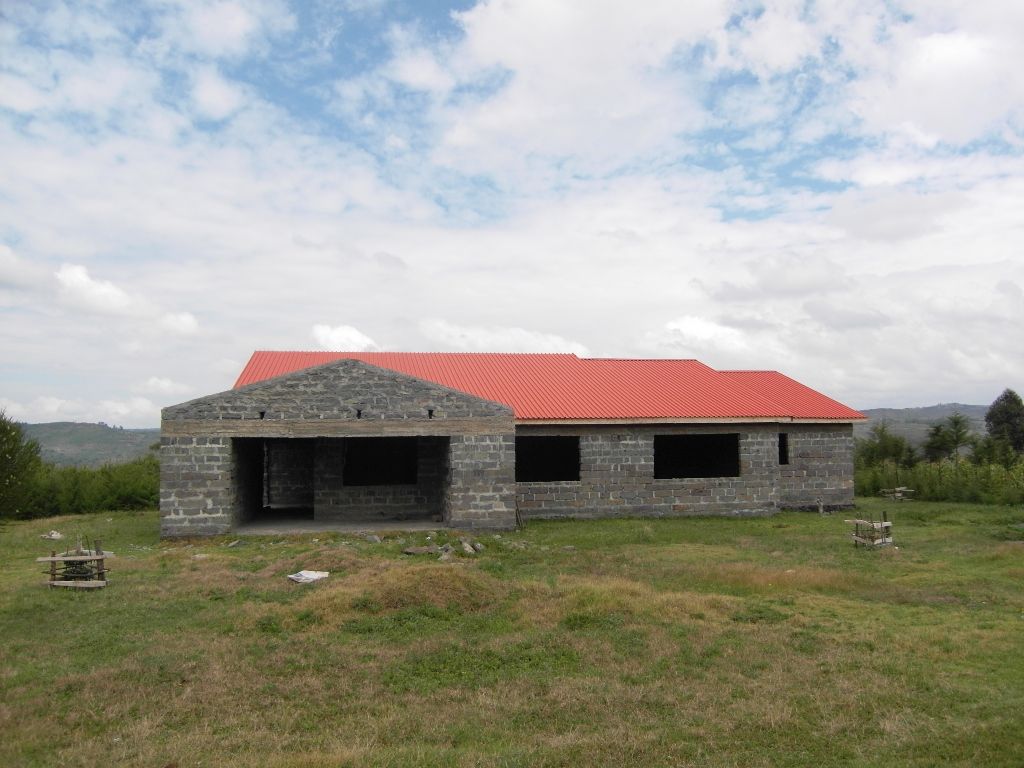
[2,500,1022,767]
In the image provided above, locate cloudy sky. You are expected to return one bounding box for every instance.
[1,0,1022,428]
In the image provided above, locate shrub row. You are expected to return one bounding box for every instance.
[855,459,1024,505]
[14,454,159,520]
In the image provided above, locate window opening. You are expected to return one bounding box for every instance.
[344,437,417,486]
[778,433,789,465]
[515,436,580,482]
[654,434,740,478]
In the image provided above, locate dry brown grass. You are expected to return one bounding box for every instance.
[3,505,1023,767]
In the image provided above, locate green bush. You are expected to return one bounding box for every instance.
[15,454,159,520]
[855,458,1024,505]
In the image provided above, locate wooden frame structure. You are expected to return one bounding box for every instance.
[37,540,112,589]
[845,513,893,547]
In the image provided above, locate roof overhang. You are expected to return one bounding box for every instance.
[515,417,865,426]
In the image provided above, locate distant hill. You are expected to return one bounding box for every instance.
[853,404,988,447]
[22,422,160,467]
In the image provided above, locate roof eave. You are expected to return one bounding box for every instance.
[515,417,865,425]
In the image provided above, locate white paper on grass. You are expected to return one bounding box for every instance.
[287,570,329,584]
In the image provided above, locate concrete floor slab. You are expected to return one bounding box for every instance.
[234,519,444,536]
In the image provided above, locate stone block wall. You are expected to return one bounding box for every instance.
[163,358,512,424]
[515,425,781,520]
[778,424,855,509]
[445,434,517,529]
[313,436,448,522]
[160,436,235,536]
[265,439,315,508]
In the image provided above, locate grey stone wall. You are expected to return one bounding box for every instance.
[445,434,517,529]
[778,424,855,509]
[160,436,235,536]
[265,439,314,508]
[514,423,854,520]
[163,358,511,428]
[515,424,775,520]
[313,437,447,522]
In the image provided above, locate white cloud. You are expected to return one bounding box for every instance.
[137,377,191,395]
[850,29,1021,146]
[312,324,380,350]
[192,66,247,120]
[159,312,199,335]
[0,245,48,289]
[98,396,160,424]
[171,0,296,59]
[420,319,590,356]
[387,48,454,93]
[55,264,142,315]
[645,316,751,358]
[0,72,46,113]
[185,1,261,57]
[54,264,198,336]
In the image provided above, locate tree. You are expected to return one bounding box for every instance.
[855,422,917,468]
[924,411,973,461]
[970,434,1018,469]
[985,389,1024,453]
[0,411,42,518]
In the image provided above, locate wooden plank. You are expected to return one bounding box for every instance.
[46,580,108,588]
[36,555,115,562]
[161,416,514,438]
[851,535,893,546]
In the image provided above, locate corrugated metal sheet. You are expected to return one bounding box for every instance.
[233,351,866,422]
[720,370,865,421]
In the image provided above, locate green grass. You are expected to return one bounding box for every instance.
[1,499,1023,767]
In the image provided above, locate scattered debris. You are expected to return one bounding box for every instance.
[438,550,455,562]
[191,553,209,560]
[460,540,476,555]
[880,487,915,502]
[40,530,63,540]
[472,542,485,552]
[287,570,329,584]
[561,545,576,552]
[364,534,382,544]
[403,545,441,555]
[226,540,242,548]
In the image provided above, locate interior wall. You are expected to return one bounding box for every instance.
[264,438,315,509]
[231,438,265,525]
[314,436,449,522]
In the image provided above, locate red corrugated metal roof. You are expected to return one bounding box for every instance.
[719,370,865,421]
[233,352,865,422]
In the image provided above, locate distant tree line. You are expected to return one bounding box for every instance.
[0,411,158,520]
[856,389,1024,504]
